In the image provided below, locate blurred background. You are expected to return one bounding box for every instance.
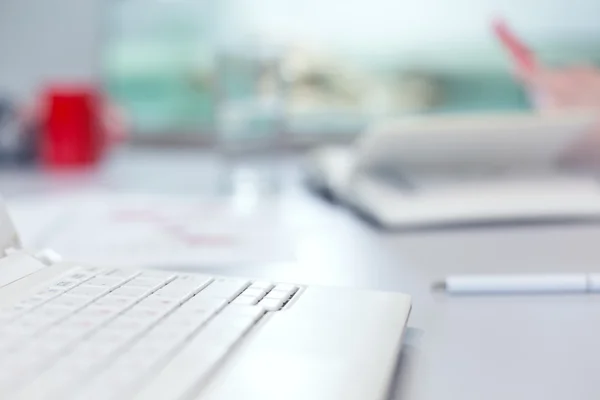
[0,0,599,162]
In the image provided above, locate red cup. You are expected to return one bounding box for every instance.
[41,85,106,167]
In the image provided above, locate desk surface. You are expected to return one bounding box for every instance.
[3,148,600,400]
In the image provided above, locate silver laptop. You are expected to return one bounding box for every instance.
[0,199,411,400]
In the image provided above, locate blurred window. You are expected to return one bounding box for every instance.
[103,0,600,144]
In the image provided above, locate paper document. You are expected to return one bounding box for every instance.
[7,193,294,268]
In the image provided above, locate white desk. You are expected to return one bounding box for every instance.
[3,148,600,400]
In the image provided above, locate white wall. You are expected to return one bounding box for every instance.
[0,0,103,101]
[1,0,597,102]
[231,0,600,54]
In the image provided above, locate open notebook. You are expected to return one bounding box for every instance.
[305,111,600,228]
[347,175,600,228]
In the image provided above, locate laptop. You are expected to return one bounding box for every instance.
[0,199,411,400]
[306,111,600,228]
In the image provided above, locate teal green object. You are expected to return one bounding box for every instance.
[103,31,600,136]
[433,71,530,113]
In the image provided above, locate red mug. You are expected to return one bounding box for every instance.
[40,85,107,167]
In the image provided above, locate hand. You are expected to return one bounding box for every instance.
[518,65,600,110]
[518,65,600,165]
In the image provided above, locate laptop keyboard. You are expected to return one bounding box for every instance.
[0,267,301,399]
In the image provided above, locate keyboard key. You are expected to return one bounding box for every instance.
[49,279,81,291]
[110,286,151,298]
[8,303,33,313]
[0,333,26,353]
[273,283,297,292]
[43,326,87,346]
[175,273,213,284]
[87,330,133,352]
[103,359,150,386]
[264,291,289,301]
[103,269,140,279]
[170,277,214,296]
[93,295,138,311]
[21,340,64,360]
[32,304,73,320]
[195,278,250,301]
[54,352,99,373]
[219,304,267,319]
[59,317,101,336]
[136,296,179,311]
[146,324,199,344]
[12,315,57,334]
[31,287,65,300]
[70,341,116,359]
[62,269,98,282]
[125,276,172,290]
[158,276,212,294]
[121,306,169,322]
[151,283,210,304]
[15,295,50,310]
[80,267,110,275]
[269,284,299,299]
[141,326,191,346]
[122,340,177,366]
[49,294,93,309]
[258,297,286,311]
[138,270,177,280]
[33,339,70,357]
[85,276,127,288]
[249,281,274,291]
[151,285,196,302]
[106,315,155,335]
[240,287,268,298]
[77,305,121,321]
[232,295,258,305]
[178,296,227,314]
[0,306,29,321]
[158,308,214,336]
[0,324,36,339]
[68,285,110,298]
[161,312,212,329]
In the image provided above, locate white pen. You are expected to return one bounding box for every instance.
[433,273,600,295]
